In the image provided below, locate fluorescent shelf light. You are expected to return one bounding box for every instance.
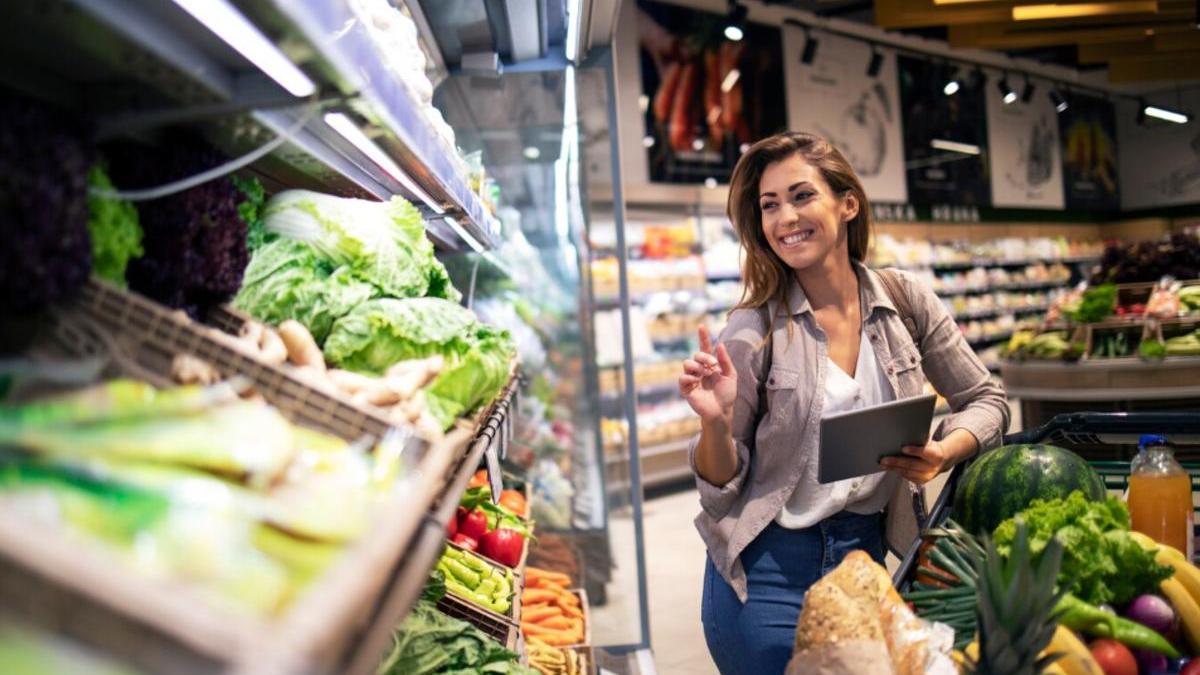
[564,0,583,61]
[1013,2,1157,21]
[1144,104,1191,124]
[931,139,981,155]
[323,112,444,214]
[721,69,741,94]
[173,0,316,97]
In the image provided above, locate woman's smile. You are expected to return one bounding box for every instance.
[778,228,816,247]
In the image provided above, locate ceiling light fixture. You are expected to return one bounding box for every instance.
[867,47,883,78]
[999,75,1017,105]
[943,63,960,96]
[944,80,961,96]
[1012,1,1157,21]
[172,0,316,97]
[723,2,748,42]
[931,138,982,155]
[523,146,541,160]
[1143,102,1192,124]
[801,26,820,65]
[1050,89,1069,113]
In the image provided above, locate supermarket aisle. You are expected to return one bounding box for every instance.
[642,488,718,675]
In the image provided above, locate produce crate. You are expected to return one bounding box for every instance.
[893,412,1200,591]
[442,541,526,625]
[563,589,591,649]
[435,592,520,652]
[3,279,521,675]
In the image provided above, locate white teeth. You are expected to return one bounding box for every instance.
[781,230,814,245]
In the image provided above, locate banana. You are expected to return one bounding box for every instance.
[1162,577,1200,653]
[1046,625,1103,675]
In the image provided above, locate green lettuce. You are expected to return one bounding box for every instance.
[262,190,458,302]
[323,298,479,374]
[323,299,515,428]
[233,239,378,343]
[86,164,143,286]
[993,490,1172,606]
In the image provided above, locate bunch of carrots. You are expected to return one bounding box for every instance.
[520,567,585,647]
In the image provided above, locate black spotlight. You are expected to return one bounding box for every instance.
[723,2,747,42]
[967,66,987,91]
[1049,89,1068,113]
[1021,76,1035,103]
[1137,97,1147,125]
[801,28,819,65]
[867,47,883,78]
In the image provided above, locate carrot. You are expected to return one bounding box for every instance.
[541,616,574,631]
[522,589,559,604]
[523,606,560,623]
[526,567,571,585]
[559,603,583,619]
[555,593,580,608]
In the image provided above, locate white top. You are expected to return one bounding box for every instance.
[776,329,897,529]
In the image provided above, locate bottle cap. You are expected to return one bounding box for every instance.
[1139,434,1168,449]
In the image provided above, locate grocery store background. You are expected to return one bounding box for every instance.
[0,0,1199,674]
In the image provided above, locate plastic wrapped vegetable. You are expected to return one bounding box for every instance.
[0,91,94,317]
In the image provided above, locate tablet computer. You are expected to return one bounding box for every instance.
[817,393,938,484]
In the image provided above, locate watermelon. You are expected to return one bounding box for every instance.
[953,444,1105,535]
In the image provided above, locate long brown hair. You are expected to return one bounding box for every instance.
[727,131,872,311]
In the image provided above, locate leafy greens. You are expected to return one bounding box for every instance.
[376,600,535,675]
[993,490,1172,606]
[87,164,143,287]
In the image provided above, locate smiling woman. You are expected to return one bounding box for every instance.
[678,131,1009,674]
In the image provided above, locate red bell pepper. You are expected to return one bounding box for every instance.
[451,533,479,551]
[480,527,524,568]
[458,506,489,541]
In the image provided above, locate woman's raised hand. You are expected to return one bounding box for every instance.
[679,326,738,423]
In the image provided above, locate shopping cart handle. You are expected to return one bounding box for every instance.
[1004,412,1200,446]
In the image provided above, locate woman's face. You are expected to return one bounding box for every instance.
[757,153,858,272]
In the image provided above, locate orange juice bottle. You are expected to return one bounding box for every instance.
[1128,435,1194,558]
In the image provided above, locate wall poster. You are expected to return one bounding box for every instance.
[636,0,787,184]
[986,77,1065,209]
[898,56,991,206]
[1119,88,1200,210]
[1060,93,1120,212]
[782,26,907,203]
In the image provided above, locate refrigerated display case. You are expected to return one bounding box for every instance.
[0,0,653,673]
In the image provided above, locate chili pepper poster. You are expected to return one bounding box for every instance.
[897,56,991,206]
[782,27,907,204]
[636,1,786,184]
[1060,93,1120,212]
[986,77,1065,210]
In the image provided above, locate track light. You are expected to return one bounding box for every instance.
[943,63,960,96]
[1143,102,1192,124]
[1137,98,1147,125]
[723,2,747,42]
[867,47,883,78]
[1049,89,1068,113]
[999,75,1017,105]
[967,66,986,91]
[801,28,819,65]
[1021,77,1035,104]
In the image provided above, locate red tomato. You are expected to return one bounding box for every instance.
[1182,660,1200,675]
[479,528,524,567]
[451,533,479,551]
[1090,639,1137,675]
[458,507,489,541]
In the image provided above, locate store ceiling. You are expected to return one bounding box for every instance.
[769,0,1199,82]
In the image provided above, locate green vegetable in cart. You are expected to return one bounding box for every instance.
[1057,594,1179,657]
[992,491,1173,607]
[376,600,536,675]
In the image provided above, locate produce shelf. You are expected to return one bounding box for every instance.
[951,304,1049,321]
[936,279,1070,297]
[893,255,1100,272]
[14,281,525,675]
[3,1,497,253]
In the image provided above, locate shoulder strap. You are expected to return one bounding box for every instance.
[876,268,922,344]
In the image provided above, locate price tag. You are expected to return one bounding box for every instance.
[486,433,503,504]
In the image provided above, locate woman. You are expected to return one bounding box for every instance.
[679,132,1008,674]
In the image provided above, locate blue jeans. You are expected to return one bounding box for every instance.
[700,512,885,675]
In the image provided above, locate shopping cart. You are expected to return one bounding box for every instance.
[893,412,1200,590]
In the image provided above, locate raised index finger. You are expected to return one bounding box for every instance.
[698,325,713,354]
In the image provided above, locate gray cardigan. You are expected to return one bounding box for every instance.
[689,264,1009,602]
